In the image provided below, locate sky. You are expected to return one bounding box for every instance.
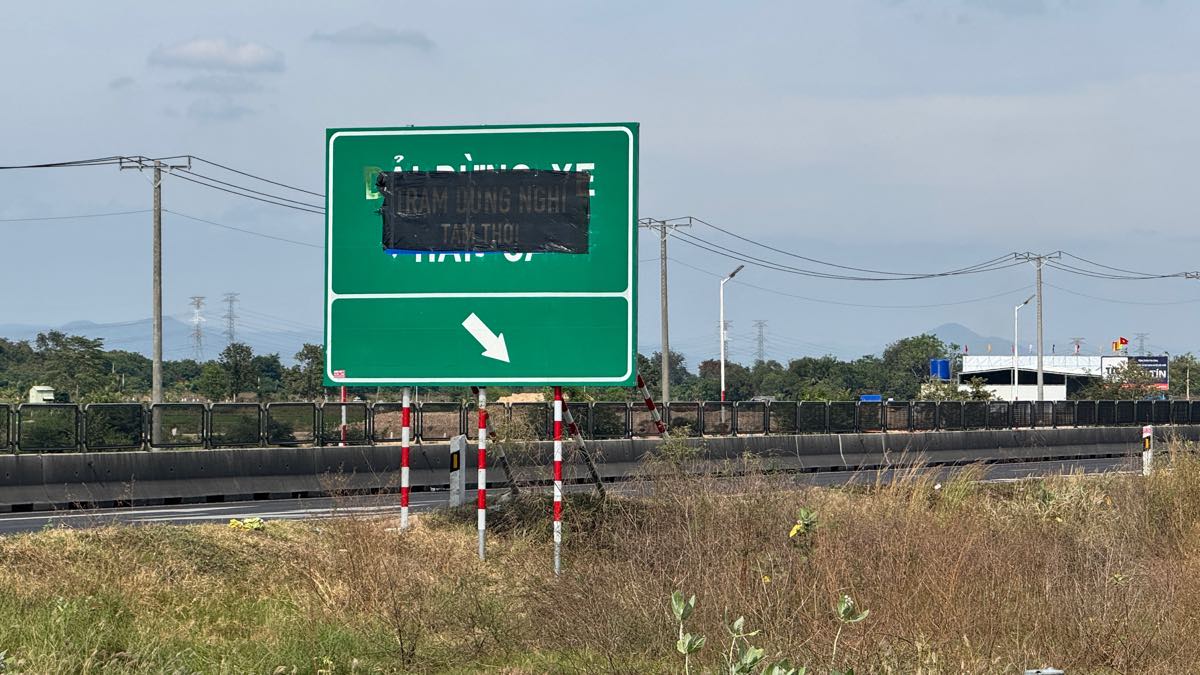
[2,0,1199,367]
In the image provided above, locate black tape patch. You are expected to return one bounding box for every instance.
[377,170,590,253]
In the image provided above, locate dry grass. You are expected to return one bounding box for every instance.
[3,442,1200,672]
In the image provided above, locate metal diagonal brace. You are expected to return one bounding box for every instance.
[562,400,606,498]
[635,373,669,437]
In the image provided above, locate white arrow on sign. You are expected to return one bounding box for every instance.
[461,313,510,363]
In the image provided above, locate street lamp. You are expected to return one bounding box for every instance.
[1013,294,1034,401]
[719,264,745,403]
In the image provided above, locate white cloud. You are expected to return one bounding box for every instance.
[149,38,284,72]
[310,24,434,51]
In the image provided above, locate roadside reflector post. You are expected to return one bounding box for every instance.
[340,385,348,447]
[400,387,411,528]
[553,386,564,575]
[449,434,467,507]
[477,387,488,560]
[1142,424,1154,477]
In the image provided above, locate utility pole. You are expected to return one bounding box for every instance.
[222,292,239,345]
[152,161,163,403]
[638,217,691,404]
[189,296,206,361]
[120,155,190,404]
[753,320,767,364]
[1016,252,1061,401]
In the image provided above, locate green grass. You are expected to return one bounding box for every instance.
[4,445,1200,672]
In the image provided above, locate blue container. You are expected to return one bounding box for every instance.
[937,359,951,381]
[929,359,951,381]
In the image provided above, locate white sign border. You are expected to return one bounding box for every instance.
[325,125,635,385]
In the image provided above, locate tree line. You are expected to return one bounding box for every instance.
[0,331,1195,405]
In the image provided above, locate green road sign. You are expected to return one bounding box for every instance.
[324,123,638,386]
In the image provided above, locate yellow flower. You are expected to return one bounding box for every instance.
[762,575,771,584]
[789,523,804,538]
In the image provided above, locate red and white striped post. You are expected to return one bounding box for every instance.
[636,373,668,436]
[553,386,564,574]
[470,385,519,497]
[400,387,411,528]
[477,387,488,560]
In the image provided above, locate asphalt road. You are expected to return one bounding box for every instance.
[0,456,1137,535]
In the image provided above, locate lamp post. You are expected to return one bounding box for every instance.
[719,264,745,403]
[1013,294,1034,401]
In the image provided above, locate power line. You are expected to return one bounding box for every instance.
[175,168,325,210]
[1060,252,1187,279]
[189,155,324,198]
[668,255,1035,309]
[163,209,322,249]
[0,209,151,222]
[683,215,1014,277]
[1043,282,1200,306]
[167,172,325,214]
[0,156,125,169]
[673,230,1024,281]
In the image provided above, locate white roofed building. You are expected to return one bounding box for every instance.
[958,355,1105,402]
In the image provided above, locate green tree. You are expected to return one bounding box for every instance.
[1169,353,1198,399]
[163,359,202,391]
[252,353,285,400]
[878,334,953,400]
[1076,361,1160,400]
[285,343,327,401]
[196,363,228,402]
[34,331,109,402]
[218,343,255,400]
[922,376,992,401]
[105,350,151,394]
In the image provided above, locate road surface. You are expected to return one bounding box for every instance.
[0,456,1135,535]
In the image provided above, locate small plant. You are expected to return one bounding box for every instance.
[830,593,869,673]
[789,507,819,557]
[653,432,704,466]
[789,508,818,539]
[228,517,266,531]
[670,592,806,675]
[671,591,705,674]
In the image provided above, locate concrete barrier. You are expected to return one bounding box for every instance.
[2,426,1198,510]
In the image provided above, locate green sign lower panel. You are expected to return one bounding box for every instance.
[328,296,634,386]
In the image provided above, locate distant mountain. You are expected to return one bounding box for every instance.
[929,322,1014,355]
[0,317,319,364]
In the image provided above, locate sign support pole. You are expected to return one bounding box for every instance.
[471,386,520,497]
[553,386,564,575]
[401,387,411,528]
[636,373,668,437]
[477,387,488,560]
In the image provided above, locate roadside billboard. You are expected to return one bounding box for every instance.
[1101,355,1169,391]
